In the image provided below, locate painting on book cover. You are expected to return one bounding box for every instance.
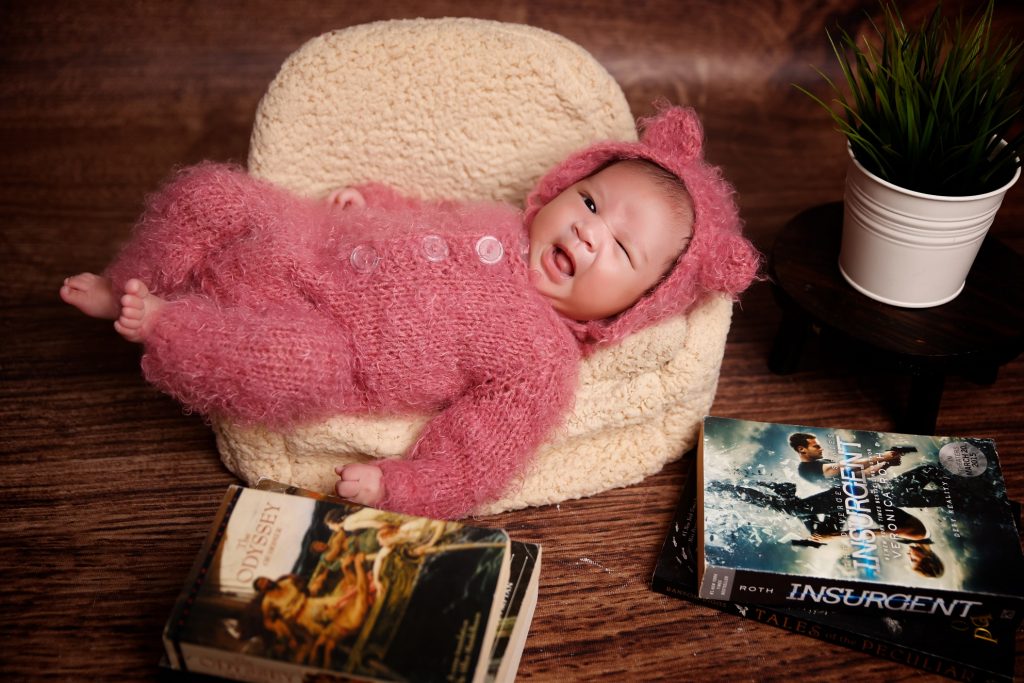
[701,417,1024,595]
[169,488,508,681]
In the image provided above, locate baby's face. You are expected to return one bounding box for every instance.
[528,161,691,321]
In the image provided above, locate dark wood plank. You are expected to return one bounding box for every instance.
[2,1,1022,681]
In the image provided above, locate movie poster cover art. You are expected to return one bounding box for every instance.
[164,486,510,683]
[652,455,1019,683]
[697,417,1024,617]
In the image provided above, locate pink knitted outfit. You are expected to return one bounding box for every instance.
[105,106,758,519]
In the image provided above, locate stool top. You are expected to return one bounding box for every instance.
[770,203,1024,369]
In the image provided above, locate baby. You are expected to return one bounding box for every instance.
[61,105,758,519]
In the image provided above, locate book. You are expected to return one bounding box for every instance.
[484,540,542,683]
[695,416,1024,620]
[162,482,526,683]
[252,479,542,683]
[652,454,1020,683]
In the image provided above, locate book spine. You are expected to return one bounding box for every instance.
[699,564,1022,622]
[163,486,245,671]
[653,576,1012,683]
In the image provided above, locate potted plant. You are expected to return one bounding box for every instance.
[799,1,1023,307]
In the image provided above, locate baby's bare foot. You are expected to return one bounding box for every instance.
[113,278,165,343]
[60,273,120,320]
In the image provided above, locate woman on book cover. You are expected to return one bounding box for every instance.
[706,472,946,578]
[702,419,1023,593]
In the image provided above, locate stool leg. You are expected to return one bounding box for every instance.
[966,362,999,386]
[768,309,810,374]
[902,371,945,435]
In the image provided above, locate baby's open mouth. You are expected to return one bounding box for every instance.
[553,245,575,277]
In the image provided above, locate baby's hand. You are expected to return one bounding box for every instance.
[335,463,384,506]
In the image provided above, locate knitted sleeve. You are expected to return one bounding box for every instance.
[375,333,579,520]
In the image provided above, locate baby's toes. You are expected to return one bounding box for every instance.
[113,319,141,342]
[120,299,145,321]
[116,314,142,331]
[123,278,151,298]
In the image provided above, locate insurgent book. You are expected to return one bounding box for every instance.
[653,452,1019,683]
[696,416,1024,621]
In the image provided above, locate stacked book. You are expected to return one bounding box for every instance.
[162,480,540,683]
[652,416,1024,682]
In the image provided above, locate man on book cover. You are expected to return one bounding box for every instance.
[701,419,1023,594]
[789,432,903,487]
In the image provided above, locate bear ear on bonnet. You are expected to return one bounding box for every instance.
[638,102,703,165]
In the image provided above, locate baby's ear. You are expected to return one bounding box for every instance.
[326,187,366,210]
[639,105,704,164]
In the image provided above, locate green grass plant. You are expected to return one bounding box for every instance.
[798,1,1023,196]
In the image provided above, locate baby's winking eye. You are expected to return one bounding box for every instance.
[581,194,597,213]
[616,238,632,265]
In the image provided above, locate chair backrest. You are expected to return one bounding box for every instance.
[248,17,636,204]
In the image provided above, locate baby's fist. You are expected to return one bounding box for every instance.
[335,463,384,506]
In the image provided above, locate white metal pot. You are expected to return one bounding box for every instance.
[839,146,1020,308]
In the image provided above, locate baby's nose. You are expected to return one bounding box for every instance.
[573,220,600,250]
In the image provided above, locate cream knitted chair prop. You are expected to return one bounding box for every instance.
[213,17,736,515]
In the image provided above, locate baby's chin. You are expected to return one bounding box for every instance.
[529,271,621,321]
[544,293,605,322]
[530,278,573,316]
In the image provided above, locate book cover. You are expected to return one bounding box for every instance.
[163,484,510,683]
[253,479,542,683]
[696,416,1024,621]
[653,455,1019,683]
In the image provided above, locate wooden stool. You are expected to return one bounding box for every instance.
[768,202,1024,434]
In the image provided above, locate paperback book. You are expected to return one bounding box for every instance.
[696,416,1024,621]
[652,454,1020,682]
[254,479,543,683]
[484,539,542,683]
[162,481,538,683]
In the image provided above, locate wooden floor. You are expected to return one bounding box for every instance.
[2,1,1022,681]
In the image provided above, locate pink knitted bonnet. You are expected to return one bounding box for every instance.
[524,104,760,349]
